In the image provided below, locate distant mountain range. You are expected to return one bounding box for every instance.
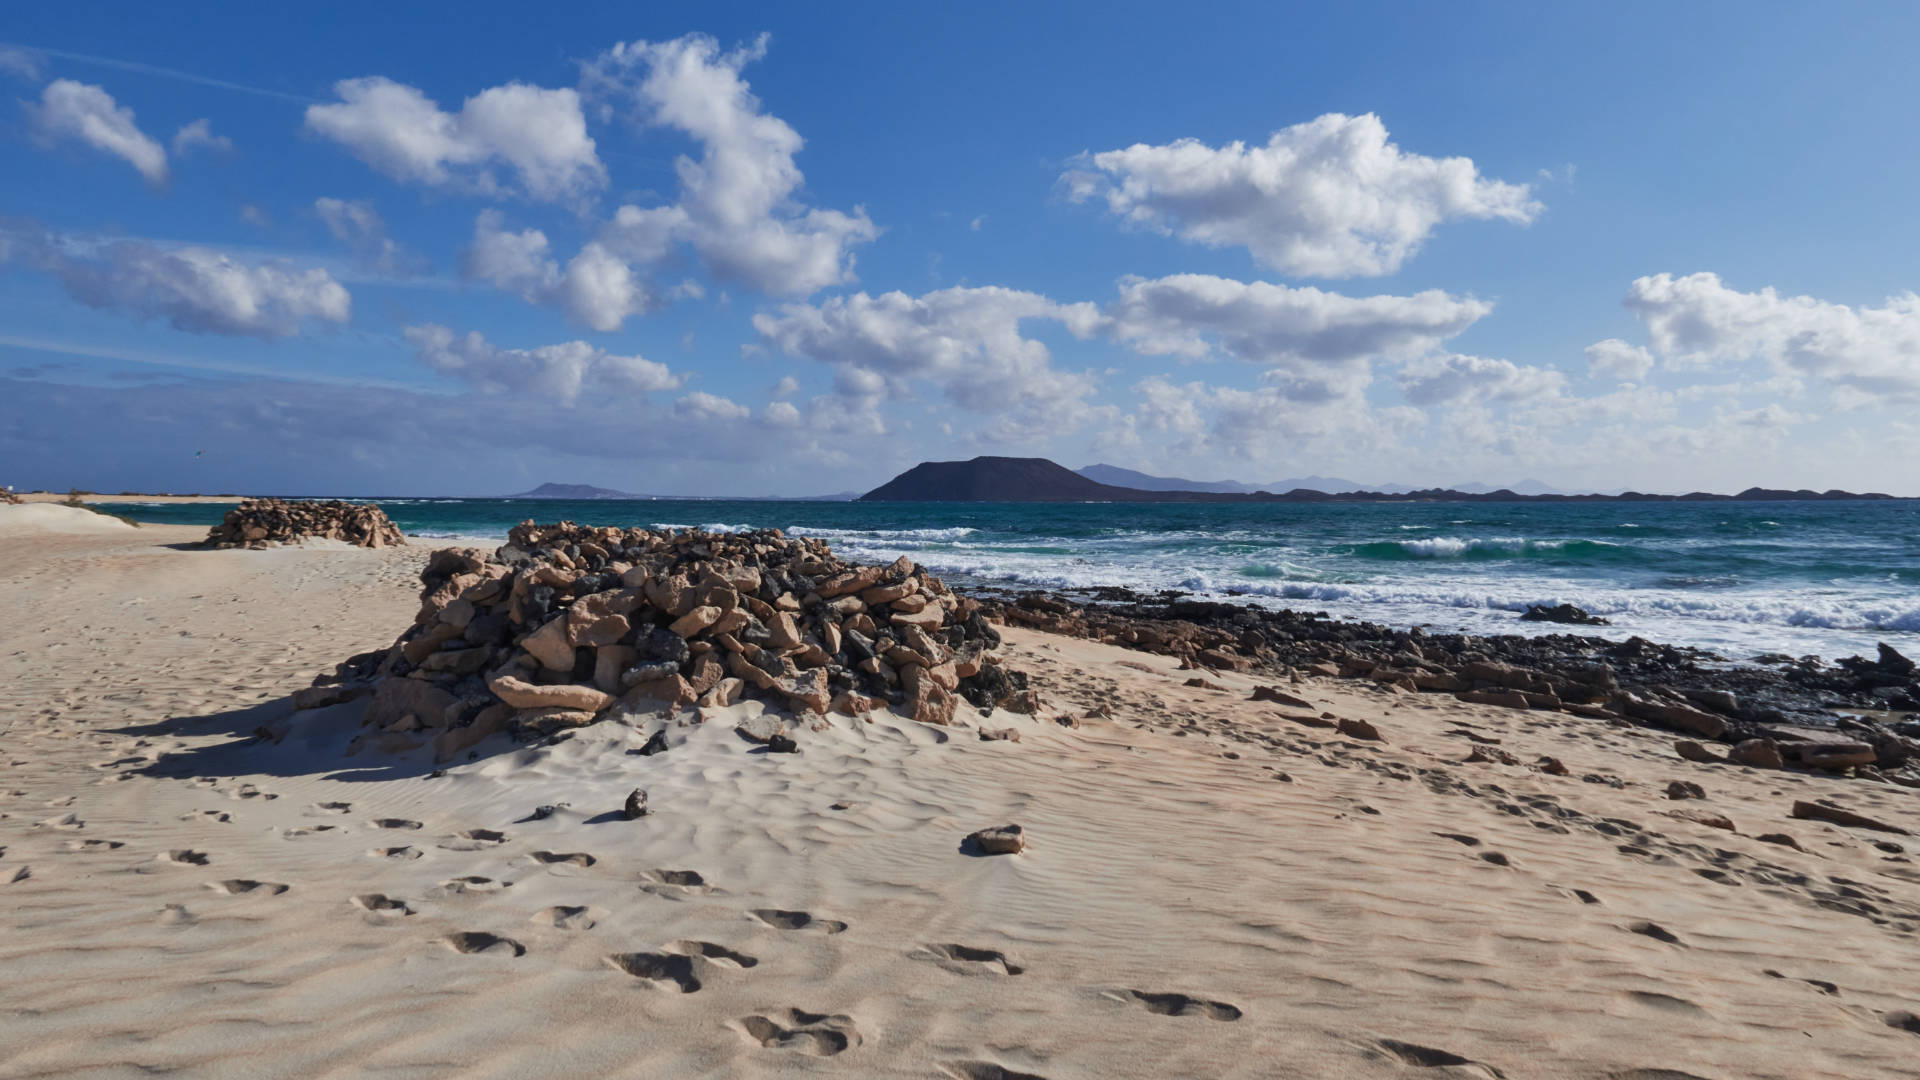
[504,482,859,501]
[1076,463,1563,496]
[859,457,1900,503]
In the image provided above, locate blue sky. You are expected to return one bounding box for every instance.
[5,2,1920,496]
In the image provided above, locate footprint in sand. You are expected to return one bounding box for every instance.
[942,1063,1051,1080]
[282,826,338,838]
[6,865,29,884]
[442,931,524,957]
[439,829,508,851]
[605,942,758,991]
[159,849,210,866]
[666,940,758,968]
[1109,989,1242,1021]
[207,879,289,896]
[315,801,352,814]
[37,813,84,830]
[530,905,596,930]
[528,850,596,868]
[370,845,423,860]
[439,875,510,895]
[158,903,195,926]
[639,868,715,899]
[182,810,230,824]
[749,908,847,934]
[1433,832,1481,847]
[61,838,124,852]
[1627,921,1683,945]
[373,818,422,831]
[910,943,1025,976]
[1377,1039,1506,1078]
[605,952,704,992]
[734,1008,862,1056]
[353,893,414,915]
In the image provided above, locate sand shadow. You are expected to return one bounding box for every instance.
[110,696,481,784]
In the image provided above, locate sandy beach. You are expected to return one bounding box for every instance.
[4,508,1920,1079]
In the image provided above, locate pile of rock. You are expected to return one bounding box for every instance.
[298,522,1030,759]
[0,486,21,505]
[202,498,406,549]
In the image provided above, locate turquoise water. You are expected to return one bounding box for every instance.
[111,497,1920,662]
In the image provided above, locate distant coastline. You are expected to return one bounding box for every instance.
[858,456,1907,503]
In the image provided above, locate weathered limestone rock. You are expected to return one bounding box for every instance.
[1728,738,1785,769]
[522,616,576,671]
[968,824,1025,855]
[365,678,459,730]
[1790,800,1910,835]
[487,673,613,713]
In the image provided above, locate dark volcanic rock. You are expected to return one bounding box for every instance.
[1520,603,1610,626]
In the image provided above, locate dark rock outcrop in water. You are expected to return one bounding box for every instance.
[860,456,1906,503]
[1521,603,1610,626]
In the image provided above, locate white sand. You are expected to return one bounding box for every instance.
[3,524,1919,1078]
[0,502,138,535]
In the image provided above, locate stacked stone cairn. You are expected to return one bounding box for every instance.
[0,486,21,505]
[202,498,406,549]
[300,521,1029,760]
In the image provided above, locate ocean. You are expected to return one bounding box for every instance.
[110,497,1920,664]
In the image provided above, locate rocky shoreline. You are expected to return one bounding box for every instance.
[975,586,1920,784]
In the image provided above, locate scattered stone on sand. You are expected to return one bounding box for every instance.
[1674,740,1724,764]
[1183,677,1226,691]
[979,727,1020,742]
[1336,718,1384,742]
[1729,738,1785,769]
[1666,808,1736,832]
[296,524,1031,760]
[634,729,670,756]
[737,715,786,745]
[968,824,1026,855]
[766,734,799,754]
[1538,756,1570,776]
[1665,781,1706,801]
[623,789,648,820]
[1755,832,1804,851]
[984,589,1920,789]
[1790,800,1911,835]
[202,498,405,549]
[1251,685,1314,710]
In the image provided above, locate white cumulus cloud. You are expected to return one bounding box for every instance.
[1584,338,1655,381]
[583,33,878,296]
[27,80,168,185]
[1623,272,1920,401]
[171,118,232,157]
[1105,273,1491,402]
[315,197,424,276]
[305,76,605,205]
[1063,113,1539,277]
[1397,353,1566,405]
[403,324,679,403]
[1,220,350,337]
[458,210,654,331]
[753,285,1104,439]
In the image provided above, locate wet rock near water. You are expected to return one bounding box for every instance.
[202,498,406,550]
[296,522,1030,761]
[1520,603,1610,626]
[976,588,1920,787]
